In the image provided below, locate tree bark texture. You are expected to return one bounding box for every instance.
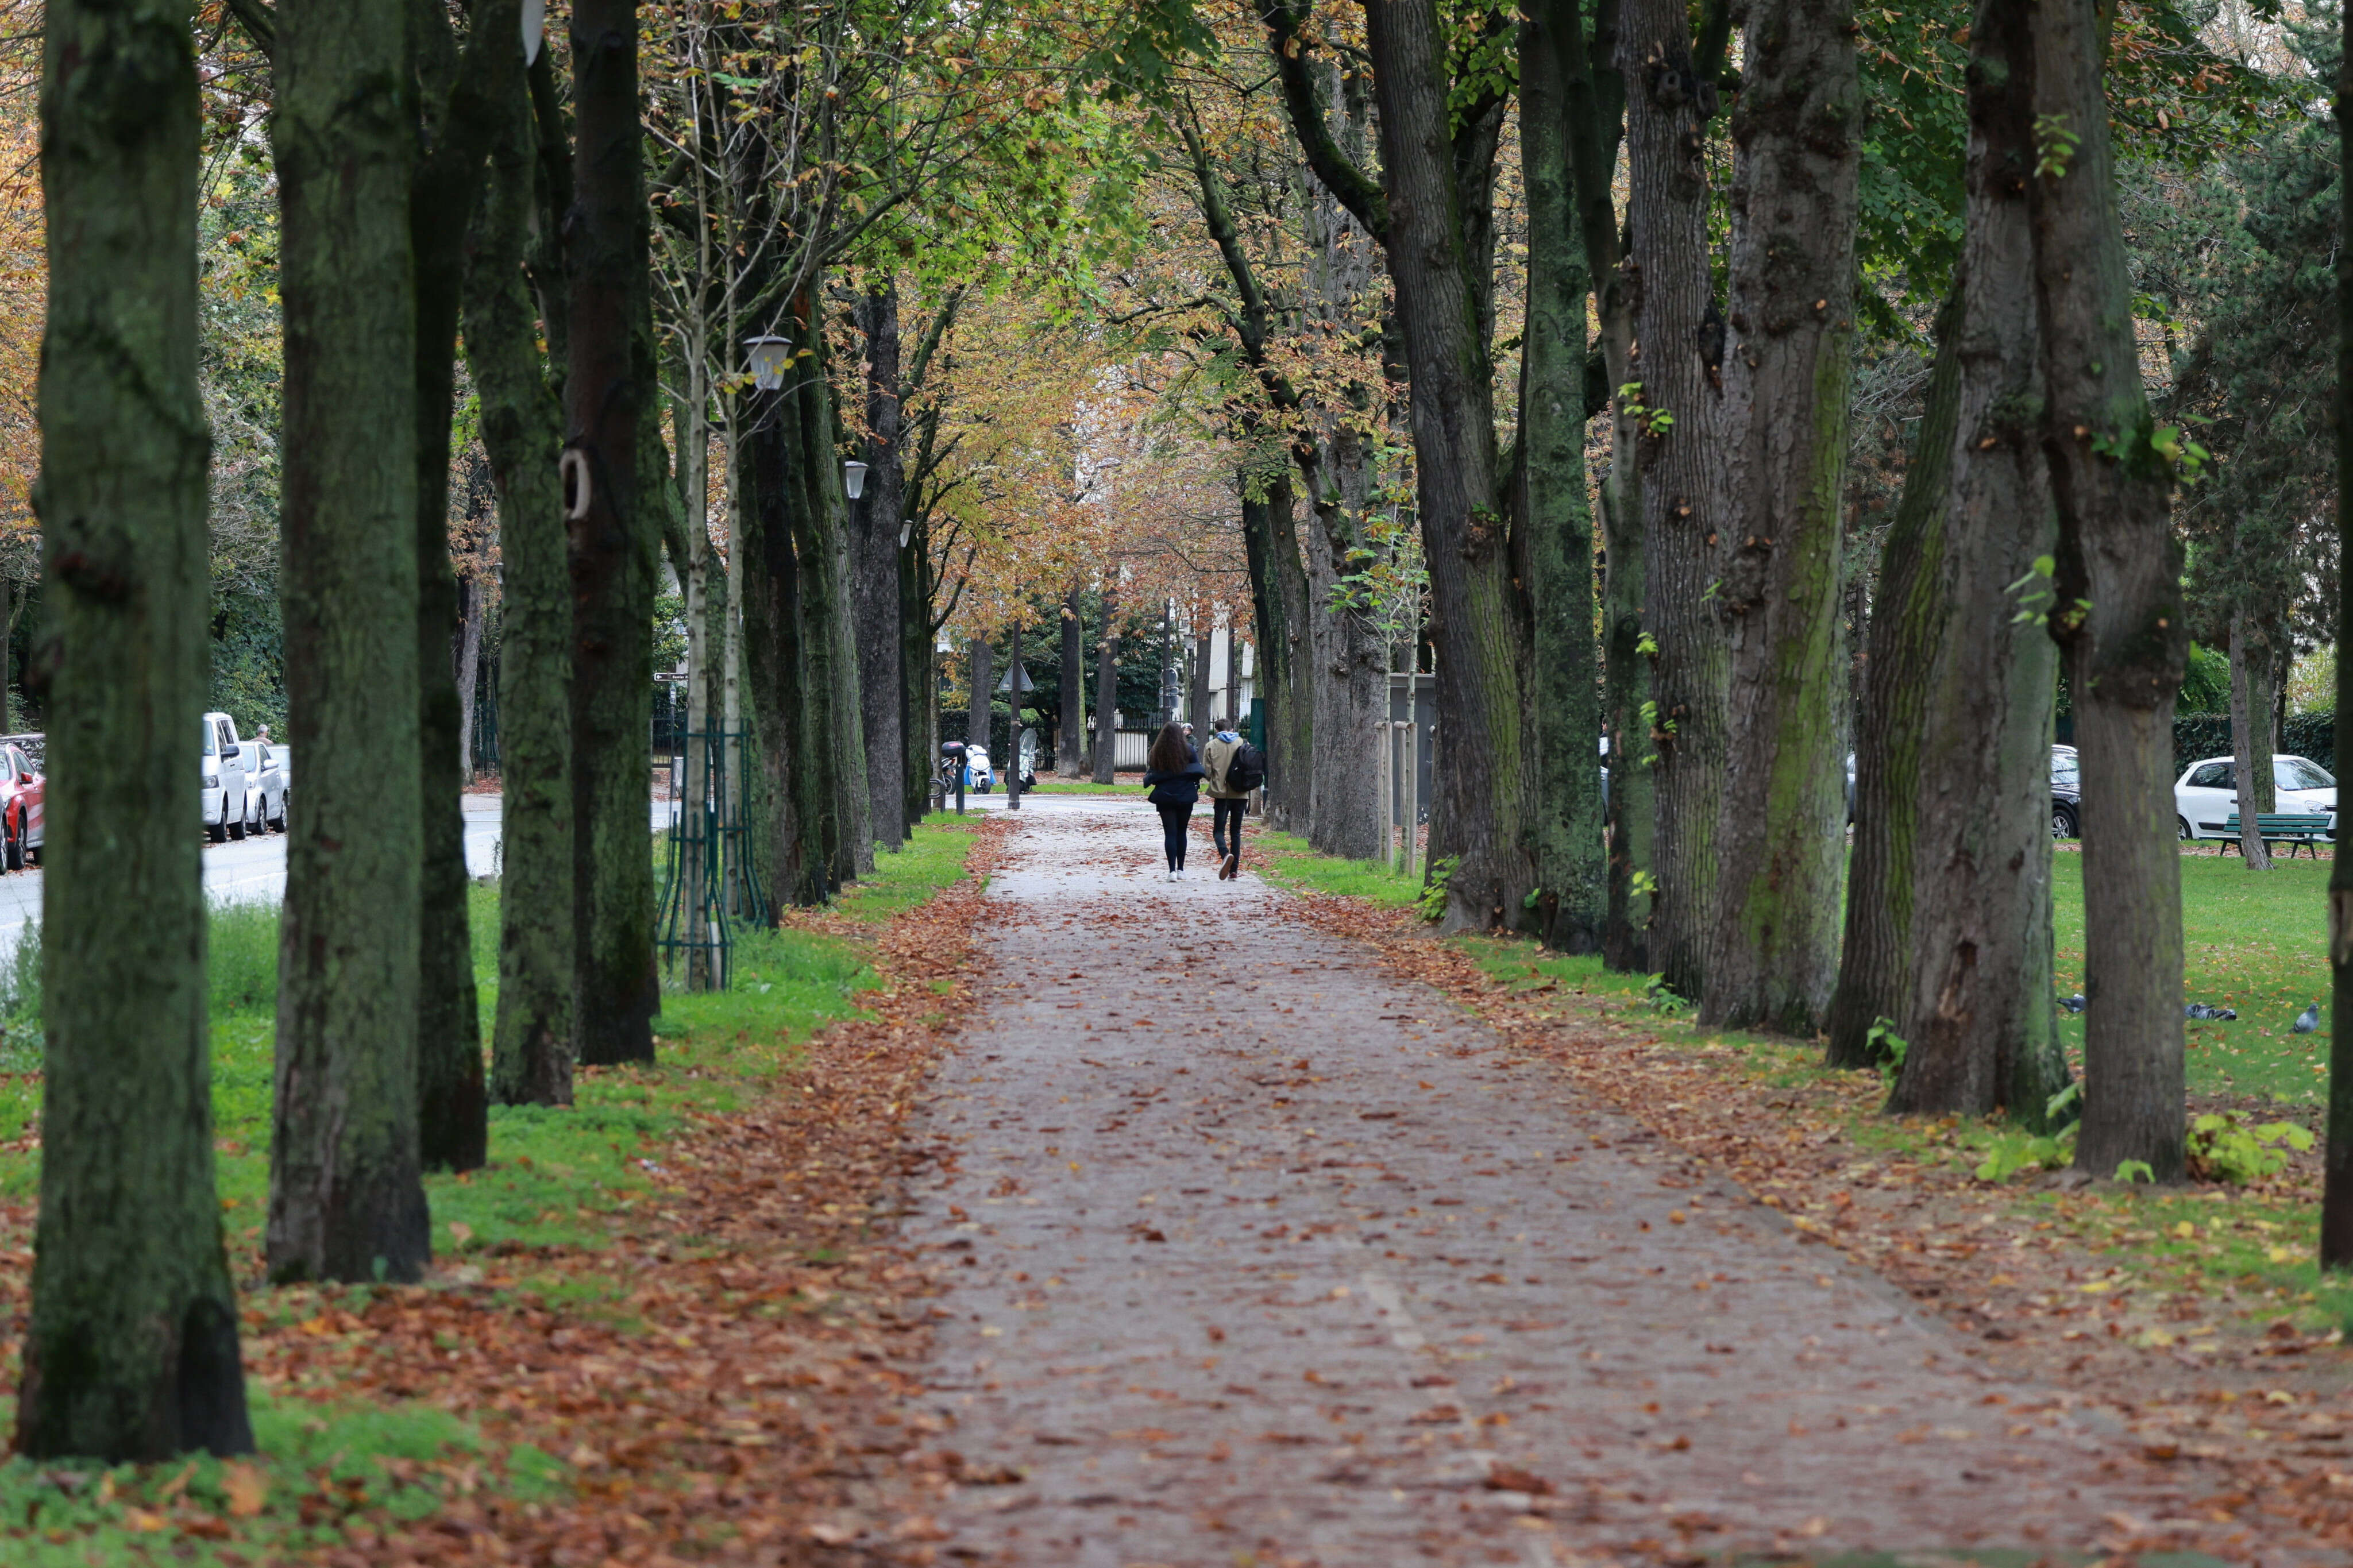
[854,279,908,850]
[2321,0,2353,1267]
[1559,0,1650,970]
[1887,29,2067,1119]
[467,68,574,1109]
[1702,0,1860,1032]
[738,388,815,907]
[1190,625,1212,737]
[567,0,657,1065]
[1364,0,1530,930]
[1091,591,1120,783]
[268,0,430,1284]
[1239,474,1311,827]
[1059,588,1084,774]
[1520,0,1606,953]
[409,0,510,1175]
[454,571,484,783]
[18,0,254,1459]
[1619,0,1727,996]
[2228,610,2276,868]
[1298,445,1386,862]
[901,518,934,819]
[1826,289,1960,1071]
[2026,0,2188,1182]
[794,311,870,880]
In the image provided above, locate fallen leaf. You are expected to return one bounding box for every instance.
[221,1461,268,1518]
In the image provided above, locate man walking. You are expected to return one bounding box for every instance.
[1202,720,1252,881]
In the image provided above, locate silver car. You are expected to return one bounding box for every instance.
[244,739,288,833]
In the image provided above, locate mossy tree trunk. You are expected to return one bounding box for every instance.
[1701,0,1860,1033]
[1519,0,1606,953]
[1887,23,2067,1119]
[267,0,430,1285]
[2228,609,2277,868]
[738,385,815,907]
[18,0,254,1459]
[568,0,658,1064]
[2027,0,2188,1183]
[1559,0,1652,972]
[1239,473,1311,827]
[468,56,574,1108]
[1826,289,1959,1070]
[1619,0,1727,997]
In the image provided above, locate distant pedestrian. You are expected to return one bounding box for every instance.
[1142,722,1206,880]
[1202,721,1251,880]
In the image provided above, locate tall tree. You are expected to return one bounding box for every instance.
[17,0,254,1458]
[267,0,431,1283]
[1091,583,1121,782]
[1356,0,1528,929]
[2028,0,2189,1181]
[1701,0,1860,1031]
[470,45,574,1108]
[1058,586,1085,775]
[569,0,659,1065]
[1884,0,2067,1122]
[1618,0,1727,995]
[1519,0,1606,952]
[854,277,909,848]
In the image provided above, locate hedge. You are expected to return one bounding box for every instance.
[2170,713,2335,776]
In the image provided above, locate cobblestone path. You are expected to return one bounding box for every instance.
[900,806,2201,1566]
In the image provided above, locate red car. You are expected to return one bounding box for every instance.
[0,740,44,871]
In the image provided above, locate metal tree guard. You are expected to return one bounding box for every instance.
[657,720,766,990]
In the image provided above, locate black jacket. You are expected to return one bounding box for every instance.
[1143,761,1206,808]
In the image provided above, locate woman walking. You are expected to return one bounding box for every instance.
[1141,722,1206,879]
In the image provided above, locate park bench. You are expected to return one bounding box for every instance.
[2221,813,2334,858]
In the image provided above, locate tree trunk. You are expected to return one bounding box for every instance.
[17,0,254,1459]
[454,571,484,784]
[966,636,994,774]
[853,279,908,851]
[1619,0,1727,995]
[794,308,870,880]
[1364,0,1529,929]
[2229,609,2275,868]
[267,0,430,1284]
[468,67,573,1109]
[1520,0,1606,953]
[1239,474,1310,826]
[1091,589,1120,783]
[1058,587,1084,775]
[567,0,657,1063]
[2028,0,2189,1183]
[1700,0,1859,1032]
[738,384,815,907]
[1826,288,1961,1070]
[1190,623,1212,737]
[1887,29,2069,1120]
[901,516,934,820]
[2320,0,2353,1266]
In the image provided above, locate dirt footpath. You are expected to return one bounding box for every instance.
[898,807,2218,1566]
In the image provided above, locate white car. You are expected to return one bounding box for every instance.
[2174,754,2336,841]
[244,737,288,833]
[200,711,257,843]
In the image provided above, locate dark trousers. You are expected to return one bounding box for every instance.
[1213,798,1245,860]
[1156,802,1191,869]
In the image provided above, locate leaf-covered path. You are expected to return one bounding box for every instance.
[900,805,2204,1565]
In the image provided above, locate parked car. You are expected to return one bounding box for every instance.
[1,733,45,774]
[200,711,257,843]
[963,746,994,793]
[2173,754,2336,841]
[244,737,288,833]
[0,740,43,871]
[2051,744,2081,838]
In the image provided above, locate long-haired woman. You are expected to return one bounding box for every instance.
[1141,722,1206,879]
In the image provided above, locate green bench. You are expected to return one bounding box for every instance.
[2221,813,2334,858]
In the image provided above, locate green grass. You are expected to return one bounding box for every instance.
[1020,778,1137,795]
[0,1388,566,1566]
[1251,829,1425,907]
[2052,852,2332,1104]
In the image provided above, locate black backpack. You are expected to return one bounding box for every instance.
[1226,741,1266,793]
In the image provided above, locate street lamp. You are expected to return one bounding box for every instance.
[900,519,913,548]
[843,461,869,500]
[743,334,790,391]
